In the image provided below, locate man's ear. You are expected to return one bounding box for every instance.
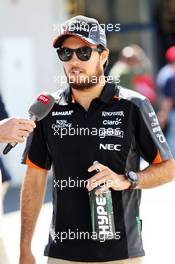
[101,48,109,66]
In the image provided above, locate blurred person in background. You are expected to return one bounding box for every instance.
[0,92,11,196]
[0,172,9,264]
[156,46,175,92]
[109,44,157,106]
[0,93,12,195]
[0,93,36,264]
[157,47,175,157]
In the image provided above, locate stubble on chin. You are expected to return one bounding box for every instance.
[64,65,103,91]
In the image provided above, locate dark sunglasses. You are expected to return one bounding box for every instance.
[56,46,103,62]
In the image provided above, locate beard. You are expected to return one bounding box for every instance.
[64,62,103,90]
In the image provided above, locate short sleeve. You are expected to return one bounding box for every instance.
[135,98,172,164]
[21,120,52,170]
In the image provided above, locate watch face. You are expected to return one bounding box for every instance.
[128,171,138,182]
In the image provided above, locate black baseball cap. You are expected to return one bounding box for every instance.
[53,15,107,48]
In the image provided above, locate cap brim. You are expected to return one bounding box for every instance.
[53,33,98,48]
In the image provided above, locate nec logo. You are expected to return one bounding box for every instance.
[99,143,121,151]
[37,95,49,104]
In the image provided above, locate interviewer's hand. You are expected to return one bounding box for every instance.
[87,162,130,195]
[0,118,36,143]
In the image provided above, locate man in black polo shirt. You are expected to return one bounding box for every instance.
[19,16,175,264]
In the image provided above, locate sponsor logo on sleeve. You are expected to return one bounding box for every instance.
[149,112,166,143]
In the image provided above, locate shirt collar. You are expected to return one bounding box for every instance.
[58,81,119,105]
[99,81,119,104]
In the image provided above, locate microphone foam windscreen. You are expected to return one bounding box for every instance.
[28,91,55,121]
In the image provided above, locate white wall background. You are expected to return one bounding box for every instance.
[0,0,67,185]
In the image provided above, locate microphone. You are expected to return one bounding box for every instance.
[3,91,55,155]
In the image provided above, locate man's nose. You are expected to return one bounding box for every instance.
[70,51,80,66]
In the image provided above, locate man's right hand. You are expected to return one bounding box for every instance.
[0,117,36,143]
[19,168,48,264]
[19,251,36,264]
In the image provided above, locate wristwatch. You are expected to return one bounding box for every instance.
[125,171,139,189]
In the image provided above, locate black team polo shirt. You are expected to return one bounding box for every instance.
[22,81,172,262]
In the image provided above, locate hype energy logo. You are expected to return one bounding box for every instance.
[37,94,49,104]
[90,190,116,241]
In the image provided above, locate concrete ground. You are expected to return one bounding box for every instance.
[2,181,175,264]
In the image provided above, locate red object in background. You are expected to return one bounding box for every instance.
[132,74,156,104]
[165,46,175,63]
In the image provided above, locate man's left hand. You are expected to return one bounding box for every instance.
[87,162,130,195]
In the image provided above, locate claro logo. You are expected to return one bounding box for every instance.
[99,143,121,151]
[37,95,49,104]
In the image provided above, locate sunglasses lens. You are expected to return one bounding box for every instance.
[76,47,92,61]
[57,46,93,61]
[57,48,73,61]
